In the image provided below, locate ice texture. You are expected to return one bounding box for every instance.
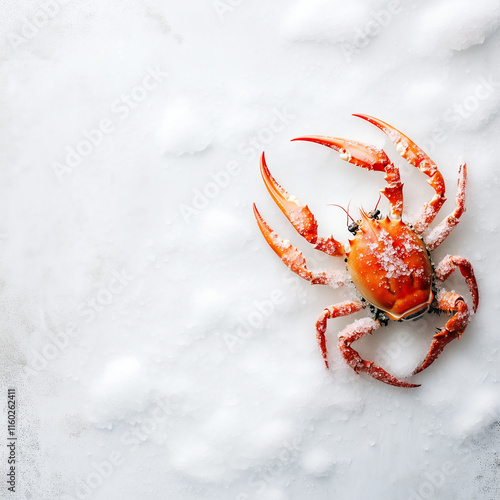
[1,0,500,499]
[416,0,500,55]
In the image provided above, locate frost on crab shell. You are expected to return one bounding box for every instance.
[392,199,403,213]
[419,201,436,222]
[287,194,304,207]
[396,141,408,156]
[425,220,451,249]
[437,254,455,277]
[322,269,347,288]
[337,317,380,340]
[289,209,311,233]
[339,149,351,161]
[366,228,425,279]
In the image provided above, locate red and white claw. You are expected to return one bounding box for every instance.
[292,135,404,219]
[253,204,345,287]
[435,254,478,312]
[353,114,446,233]
[292,135,390,172]
[413,292,470,374]
[425,164,467,250]
[259,152,344,257]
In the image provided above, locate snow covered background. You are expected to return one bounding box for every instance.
[1,0,500,498]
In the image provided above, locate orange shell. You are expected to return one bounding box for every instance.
[346,213,433,320]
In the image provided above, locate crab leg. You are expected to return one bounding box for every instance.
[414,292,470,374]
[425,164,467,250]
[434,254,478,312]
[315,300,419,387]
[253,204,346,287]
[338,315,420,388]
[315,301,365,368]
[353,114,446,234]
[292,136,404,219]
[259,152,344,256]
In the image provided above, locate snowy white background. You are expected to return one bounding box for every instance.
[1,0,500,499]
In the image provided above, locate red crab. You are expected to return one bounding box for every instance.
[253,114,479,388]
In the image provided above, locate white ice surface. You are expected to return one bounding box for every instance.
[1,0,500,499]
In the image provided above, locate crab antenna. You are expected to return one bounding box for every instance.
[346,200,353,226]
[374,193,382,212]
[328,203,355,226]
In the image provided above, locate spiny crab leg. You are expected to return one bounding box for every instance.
[292,136,404,219]
[337,311,420,388]
[259,152,344,257]
[414,292,470,374]
[434,254,479,312]
[315,301,419,387]
[253,204,346,287]
[425,164,467,251]
[316,301,365,369]
[353,114,446,234]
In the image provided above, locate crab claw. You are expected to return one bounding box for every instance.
[253,203,311,280]
[352,114,434,171]
[413,292,470,375]
[292,136,390,172]
[353,113,446,232]
[293,132,404,219]
[259,152,344,256]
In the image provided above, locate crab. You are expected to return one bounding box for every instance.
[253,114,479,388]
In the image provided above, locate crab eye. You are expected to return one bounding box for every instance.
[370,209,381,220]
[348,221,359,234]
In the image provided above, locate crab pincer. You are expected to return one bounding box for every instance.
[292,133,404,220]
